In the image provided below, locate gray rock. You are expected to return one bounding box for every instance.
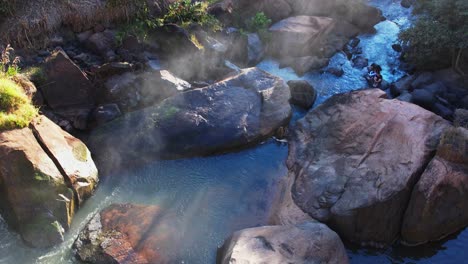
[85,30,116,57]
[390,75,415,96]
[89,68,292,173]
[92,104,122,126]
[411,72,434,89]
[287,80,317,109]
[352,56,368,69]
[218,223,349,264]
[281,56,329,76]
[412,89,435,109]
[397,91,413,102]
[247,33,264,66]
[454,109,468,129]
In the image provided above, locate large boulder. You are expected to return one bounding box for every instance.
[89,68,291,173]
[287,80,317,109]
[0,116,98,248]
[74,203,179,264]
[269,16,336,58]
[286,89,449,247]
[286,0,383,31]
[42,48,94,109]
[217,222,349,264]
[401,127,468,245]
[102,70,191,112]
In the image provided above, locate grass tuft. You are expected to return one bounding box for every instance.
[0,77,38,131]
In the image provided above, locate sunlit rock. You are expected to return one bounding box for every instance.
[217,222,349,264]
[280,89,449,247]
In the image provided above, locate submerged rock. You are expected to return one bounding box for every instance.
[283,89,448,247]
[217,222,349,264]
[0,116,98,248]
[402,127,468,245]
[89,68,291,173]
[74,203,179,264]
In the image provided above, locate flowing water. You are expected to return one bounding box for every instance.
[0,0,467,263]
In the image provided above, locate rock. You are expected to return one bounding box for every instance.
[326,67,344,77]
[390,75,415,97]
[122,35,140,51]
[0,116,98,248]
[280,56,329,76]
[102,70,191,111]
[91,62,134,79]
[287,80,317,109]
[43,48,94,109]
[285,89,449,247]
[269,16,336,58]
[432,103,453,120]
[288,0,383,31]
[396,91,412,103]
[85,30,116,57]
[74,203,180,264]
[89,68,292,173]
[392,43,402,52]
[411,72,434,89]
[77,30,93,43]
[420,81,446,95]
[91,104,122,126]
[401,127,468,245]
[401,0,416,8]
[411,89,435,110]
[217,222,349,264]
[352,56,368,69]
[30,116,98,204]
[247,33,264,66]
[348,37,360,48]
[454,109,468,129]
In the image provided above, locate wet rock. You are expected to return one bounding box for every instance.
[280,56,330,76]
[432,103,453,120]
[286,89,448,247]
[396,91,413,103]
[402,127,468,245]
[91,62,134,79]
[269,16,336,58]
[89,68,292,173]
[218,222,349,264]
[392,44,402,52]
[454,109,468,129]
[74,203,180,264]
[326,67,344,77]
[287,80,317,109]
[91,104,122,126]
[0,115,98,248]
[352,56,368,69]
[401,0,416,8]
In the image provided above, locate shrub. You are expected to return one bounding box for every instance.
[399,0,468,71]
[0,78,38,131]
[246,12,272,33]
[156,0,222,31]
[1,44,21,77]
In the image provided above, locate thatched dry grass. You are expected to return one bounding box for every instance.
[0,0,174,48]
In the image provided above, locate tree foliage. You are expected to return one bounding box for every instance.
[399,0,468,71]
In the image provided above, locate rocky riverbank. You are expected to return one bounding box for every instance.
[0,0,466,263]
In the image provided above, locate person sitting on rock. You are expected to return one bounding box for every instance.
[373,69,383,88]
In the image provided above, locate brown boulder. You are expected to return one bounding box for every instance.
[43,48,94,109]
[280,55,330,76]
[31,116,98,204]
[401,127,468,245]
[287,80,317,109]
[217,222,349,264]
[287,89,449,247]
[269,16,336,58]
[74,203,180,264]
[0,115,98,248]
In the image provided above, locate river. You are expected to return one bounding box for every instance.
[0,0,466,263]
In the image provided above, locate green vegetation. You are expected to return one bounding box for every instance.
[114,0,222,44]
[245,12,272,33]
[24,66,47,86]
[156,0,222,31]
[399,0,468,72]
[0,77,38,131]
